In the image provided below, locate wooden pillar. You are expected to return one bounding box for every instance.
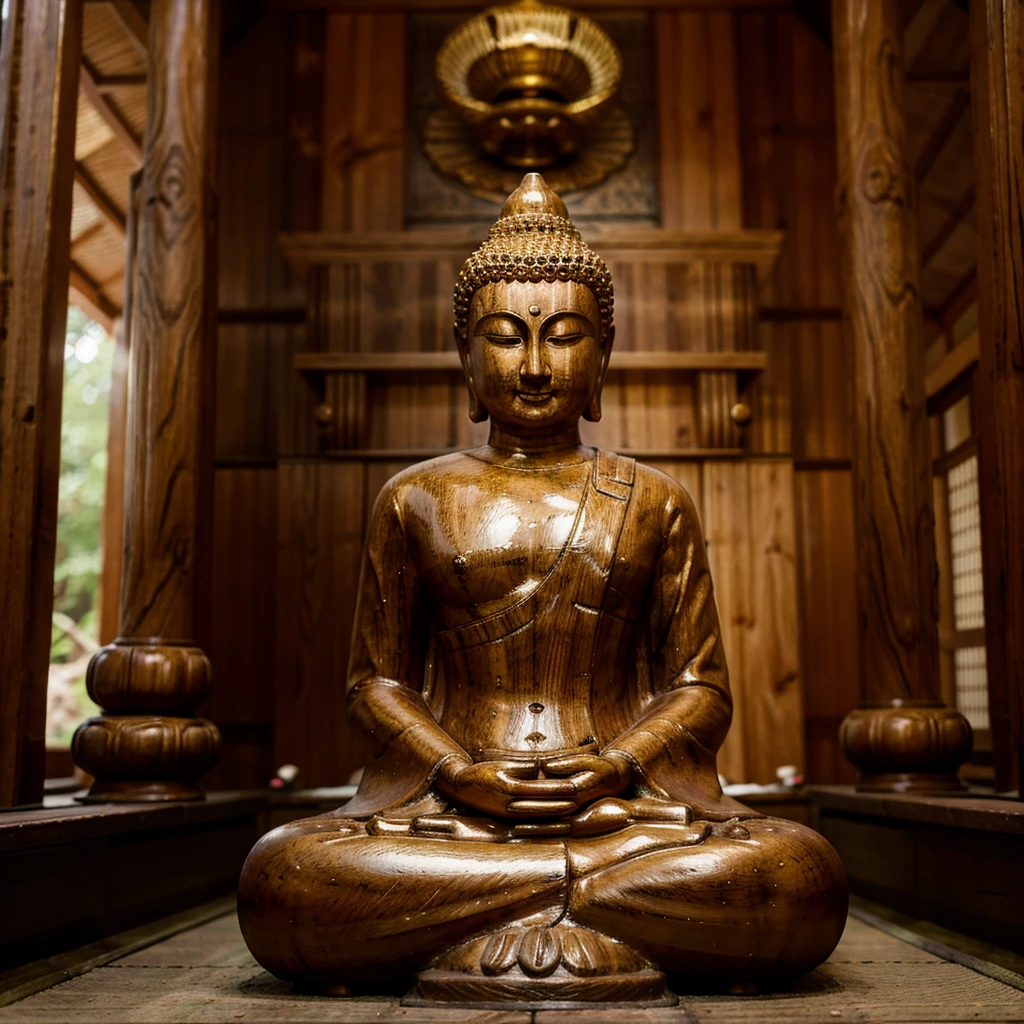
[72,0,222,801]
[0,0,83,808]
[831,0,971,791]
[969,0,1024,795]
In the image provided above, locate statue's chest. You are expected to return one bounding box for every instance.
[419,473,590,613]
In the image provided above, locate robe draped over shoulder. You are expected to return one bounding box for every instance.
[341,448,754,822]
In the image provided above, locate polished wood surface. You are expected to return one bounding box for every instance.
[831,0,970,791]
[969,0,1024,796]
[72,0,222,802]
[238,175,847,1004]
[0,0,84,808]
[200,9,847,793]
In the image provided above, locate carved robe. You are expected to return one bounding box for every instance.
[343,448,752,823]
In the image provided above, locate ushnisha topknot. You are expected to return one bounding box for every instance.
[454,173,614,342]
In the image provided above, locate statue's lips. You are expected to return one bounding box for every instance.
[516,390,555,404]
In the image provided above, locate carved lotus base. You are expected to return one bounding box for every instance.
[72,715,222,802]
[840,699,972,793]
[408,923,675,1009]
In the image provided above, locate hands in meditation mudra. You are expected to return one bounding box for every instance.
[238,175,848,1006]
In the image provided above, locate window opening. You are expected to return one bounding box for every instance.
[46,307,114,752]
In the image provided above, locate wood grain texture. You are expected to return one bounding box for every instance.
[969,0,1024,794]
[704,461,806,785]
[73,0,223,800]
[274,461,366,787]
[0,0,84,807]
[832,0,941,706]
[656,11,743,231]
[118,0,218,642]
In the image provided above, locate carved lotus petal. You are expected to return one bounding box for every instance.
[480,929,522,975]
[560,928,602,976]
[517,926,560,977]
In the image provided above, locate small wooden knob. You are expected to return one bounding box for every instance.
[313,402,334,429]
[730,402,752,427]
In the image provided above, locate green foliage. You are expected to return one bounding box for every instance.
[47,307,113,745]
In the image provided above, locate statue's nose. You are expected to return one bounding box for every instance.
[520,339,551,382]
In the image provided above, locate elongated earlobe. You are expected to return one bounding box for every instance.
[456,324,489,423]
[583,326,614,423]
[467,383,489,423]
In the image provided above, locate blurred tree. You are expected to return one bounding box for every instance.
[47,307,113,747]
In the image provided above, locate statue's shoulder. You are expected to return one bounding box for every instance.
[625,456,702,523]
[374,450,489,508]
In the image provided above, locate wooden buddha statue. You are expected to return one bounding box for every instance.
[238,174,848,1006]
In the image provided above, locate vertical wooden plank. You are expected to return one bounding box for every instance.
[0,0,83,807]
[206,468,277,790]
[796,470,860,784]
[969,0,1024,794]
[656,11,741,231]
[275,462,366,787]
[744,460,805,782]
[702,461,750,784]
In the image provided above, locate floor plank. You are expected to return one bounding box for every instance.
[1,912,1022,1024]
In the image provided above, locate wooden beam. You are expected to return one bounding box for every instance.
[79,60,143,164]
[73,0,223,801]
[969,0,1024,795]
[0,0,84,808]
[107,1,149,57]
[92,73,147,94]
[832,0,970,789]
[914,87,971,182]
[74,163,127,236]
[921,186,976,266]
[69,264,120,327]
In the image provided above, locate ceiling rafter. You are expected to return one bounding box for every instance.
[80,61,143,165]
[914,87,971,183]
[107,1,149,57]
[74,164,128,237]
[92,73,147,94]
[921,187,976,267]
[69,263,120,332]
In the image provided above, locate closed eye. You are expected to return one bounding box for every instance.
[483,334,523,346]
[547,333,586,345]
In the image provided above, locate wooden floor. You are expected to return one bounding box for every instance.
[1,908,1022,1023]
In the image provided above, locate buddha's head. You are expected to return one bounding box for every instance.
[454,173,614,434]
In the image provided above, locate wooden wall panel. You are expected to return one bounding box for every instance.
[795,469,859,784]
[205,469,278,790]
[703,461,805,784]
[209,13,325,787]
[321,13,406,231]
[275,462,366,787]
[739,11,854,782]
[656,11,742,230]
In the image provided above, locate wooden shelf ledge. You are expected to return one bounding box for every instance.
[281,228,784,277]
[809,784,1024,835]
[295,349,768,375]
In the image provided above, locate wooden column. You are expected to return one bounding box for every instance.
[969,0,1024,795]
[72,0,222,801]
[0,0,83,808]
[832,0,971,791]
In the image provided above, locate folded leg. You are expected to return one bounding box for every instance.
[568,818,848,981]
[237,814,568,982]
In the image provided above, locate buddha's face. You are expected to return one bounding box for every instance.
[462,280,611,434]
